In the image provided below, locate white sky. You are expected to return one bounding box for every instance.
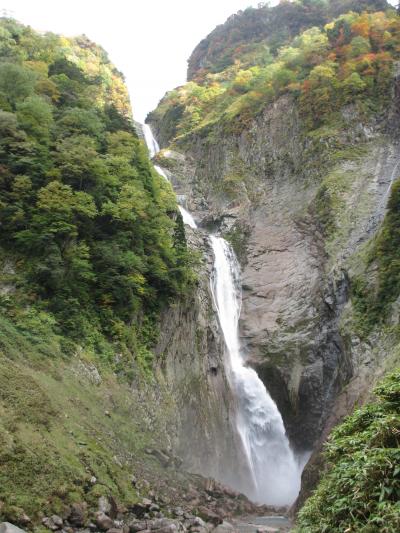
[0,0,263,122]
[1,1,397,121]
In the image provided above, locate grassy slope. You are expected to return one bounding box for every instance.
[0,311,180,526]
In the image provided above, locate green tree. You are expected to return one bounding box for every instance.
[0,63,36,108]
[16,95,53,144]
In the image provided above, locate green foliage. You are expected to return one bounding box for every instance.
[0,62,36,107]
[16,95,53,144]
[351,178,400,337]
[296,369,400,533]
[224,225,249,264]
[0,18,194,360]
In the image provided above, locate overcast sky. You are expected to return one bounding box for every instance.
[1,1,397,121]
[0,0,264,122]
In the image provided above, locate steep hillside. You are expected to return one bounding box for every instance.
[187,0,389,81]
[0,18,256,529]
[296,369,400,532]
[0,18,195,353]
[148,0,400,529]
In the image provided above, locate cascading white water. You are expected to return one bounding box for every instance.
[143,124,197,229]
[143,124,160,158]
[210,237,302,505]
[142,123,302,505]
[178,206,197,229]
[154,164,168,180]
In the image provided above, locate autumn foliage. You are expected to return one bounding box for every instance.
[149,4,400,140]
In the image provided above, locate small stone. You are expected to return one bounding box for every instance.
[128,520,147,533]
[42,515,63,531]
[42,517,60,531]
[90,476,97,484]
[213,522,234,533]
[95,512,114,531]
[17,516,30,527]
[151,526,177,533]
[99,497,112,515]
[68,503,87,527]
[105,411,111,417]
[149,519,173,530]
[52,516,63,528]
[187,518,206,529]
[197,508,222,527]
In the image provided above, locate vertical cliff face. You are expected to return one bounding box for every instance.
[155,229,252,493]
[149,83,400,454]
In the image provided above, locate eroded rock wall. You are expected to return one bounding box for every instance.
[155,230,252,494]
[150,90,400,454]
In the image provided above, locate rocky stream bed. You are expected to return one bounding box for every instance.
[0,477,293,533]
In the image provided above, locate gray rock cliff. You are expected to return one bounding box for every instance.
[149,82,400,458]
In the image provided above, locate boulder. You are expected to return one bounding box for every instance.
[197,508,222,526]
[0,524,26,533]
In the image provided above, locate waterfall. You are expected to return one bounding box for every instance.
[154,164,168,180]
[143,124,160,158]
[144,124,197,229]
[178,206,197,229]
[142,124,302,506]
[209,236,302,505]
